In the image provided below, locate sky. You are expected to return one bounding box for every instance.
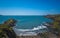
[0,0,60,15]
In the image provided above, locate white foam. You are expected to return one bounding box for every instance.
[32,25,47,30]
[14,25,47,31]
[13,25,47,36]
[17,29,32,31]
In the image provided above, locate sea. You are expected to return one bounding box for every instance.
[0,15,52,36]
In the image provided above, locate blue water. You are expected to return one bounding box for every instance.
[0,15,52,29]
[0,15,53,36]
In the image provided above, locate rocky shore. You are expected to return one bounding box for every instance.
[16,14,60,38]
[16,32,57,38]
[45,14,60,38]
[0,14,60,38]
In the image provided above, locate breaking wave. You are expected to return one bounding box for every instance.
[13,24,48,36]
[14,24,47,31]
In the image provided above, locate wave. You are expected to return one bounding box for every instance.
[14,24,47,32]
[32,25,47,30]
[13,24,48,36]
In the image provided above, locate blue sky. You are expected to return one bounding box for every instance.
[0,0,60,15]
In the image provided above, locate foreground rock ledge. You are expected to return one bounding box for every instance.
[16,32,57,38]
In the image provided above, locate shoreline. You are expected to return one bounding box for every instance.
[13,24,48,36]
[16,32,57,38]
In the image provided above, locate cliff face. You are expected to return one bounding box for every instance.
[45,14,60,37]
[45,14,60,21]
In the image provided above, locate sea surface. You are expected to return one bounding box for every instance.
[0,15,52,36]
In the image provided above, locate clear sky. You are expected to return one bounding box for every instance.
[0,0,60,15]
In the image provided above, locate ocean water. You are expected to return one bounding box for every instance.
[0,15,52,36]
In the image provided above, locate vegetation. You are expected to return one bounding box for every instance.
[46,14,60,37]
[0,19,16,38]
[1,15,60,38]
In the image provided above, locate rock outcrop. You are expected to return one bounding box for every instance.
[0,19,16,38]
